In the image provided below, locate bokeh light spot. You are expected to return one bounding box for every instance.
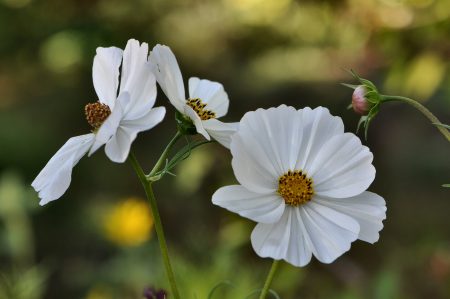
[2,0,32,9]
[103,198,153,247]
[40,31,84,73]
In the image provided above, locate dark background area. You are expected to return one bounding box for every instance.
[0,0,449,298]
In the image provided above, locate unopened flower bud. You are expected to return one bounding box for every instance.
[352,85,370,115]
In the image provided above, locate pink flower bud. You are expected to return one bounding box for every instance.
[352,85,370,115]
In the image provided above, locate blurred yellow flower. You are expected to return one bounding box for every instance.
[103,198,153,247]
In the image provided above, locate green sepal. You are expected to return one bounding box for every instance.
[341,83,359,89]
[355,104,380,140]
[356,116,368,134]
[175,110,197,135]
[364,90,381,104]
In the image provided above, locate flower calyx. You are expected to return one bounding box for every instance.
[175,110,197,135]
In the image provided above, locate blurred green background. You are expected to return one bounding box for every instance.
[0,0,449,298]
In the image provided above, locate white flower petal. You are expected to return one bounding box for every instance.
[104,126,134,163]
[300,202,359,263]
[231,132,278,194]
[188,77,229,118]
[184,105,210,140]
[88,92,129,156]
[31,134,95,205]
[212,185,285,223]
[230,105,303,193]
[295,107,344,171]
[202,119,238,149]
[103,106,165,163]
[251,207,313,267]
[119,39,157,120]
[92,46,123,110]
[315,192,386,243]
[149,44,186,112]
[121,106,166,132]
[309,133,375,198]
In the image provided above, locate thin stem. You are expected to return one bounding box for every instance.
[149,131,184,176]
[129,152,181,299]
[259,260,280,299]
[381,95,450,142]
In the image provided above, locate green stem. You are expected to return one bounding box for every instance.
[381,95,450,142]
[259,260,280,299]
[129,152,181,299]
[149,131,184,177]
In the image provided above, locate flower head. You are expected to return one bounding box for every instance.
[32,39,166,205]
[212,105,386,267]
[149,45,238,148]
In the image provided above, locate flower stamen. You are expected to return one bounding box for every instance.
[278,170,314,206]
[85,102,111,130]
[186,98,215,120]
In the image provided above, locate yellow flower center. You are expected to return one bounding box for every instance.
[277,170,314,206]
[186,98,216,120]
[85,102,111,130]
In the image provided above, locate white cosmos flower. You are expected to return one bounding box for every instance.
[212,105,386,267]
[32,39,166,206]
[149,44,238,148]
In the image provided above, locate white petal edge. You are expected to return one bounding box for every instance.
[105,106,166,163]
[31,133,95,206]
[212,185,285,224]
[92,46,123,110]
[251,207,313,267]
[299,202,359,264]
[149,44,186,112]
[188,77,229,118]
[314,192,386,243]
[294,106,345,171]
[251,203,360,266]
[119,39,157,120]
[184,105,210,140]
[309,133,375,198]
[202,119,238,149]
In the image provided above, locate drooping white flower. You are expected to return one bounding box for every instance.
[149,45,237,148]
[32,39,166,206]
[212,105,386,267]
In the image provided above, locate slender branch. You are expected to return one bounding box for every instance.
[149,131,183,177]
[259,260,280,299]
[381,95,450,142]
[129,152,181,299]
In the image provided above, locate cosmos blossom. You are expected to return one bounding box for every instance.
[213,105,386,267]
[149,44,237,148]
[32,39,165,205]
